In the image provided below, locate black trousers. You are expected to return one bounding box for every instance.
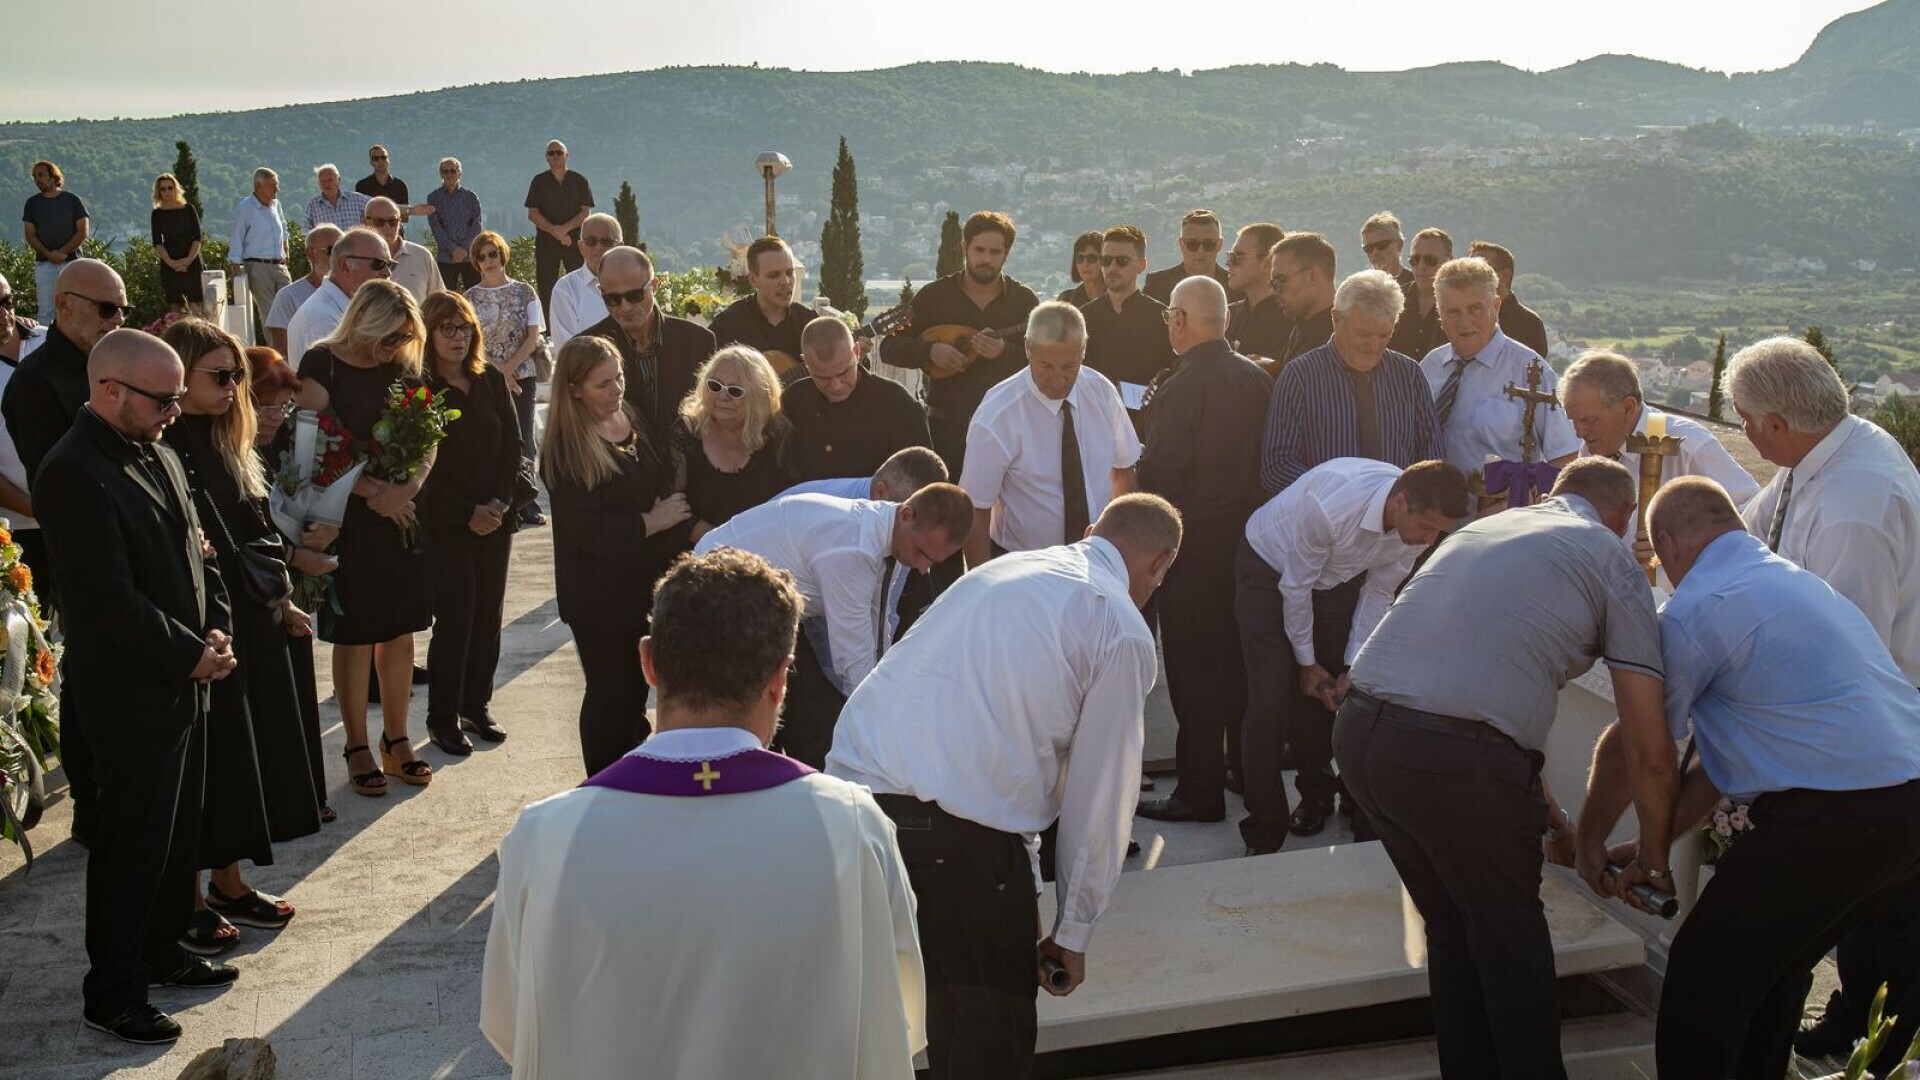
[83,710,205,1016]
[1828,885,1920,1071]
[26,529,95,838]
[776,631,846,770]
[1162,519,1247,816]
[514,376,538,465]
[437,260,479,292]
[876,794,1037,1080]
[1334,693,1566,1080]
[532,233,584,313]
[1236,542,1359,848]
[1657,779,1920,1080]
[427,528,511,726]
[571,625,650,777]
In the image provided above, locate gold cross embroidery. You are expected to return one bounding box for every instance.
[693,761,721,792]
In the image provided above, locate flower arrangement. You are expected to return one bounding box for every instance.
[1698,797,1755,864]
[0,518,62,866]
[657,268,737,323]
[270,412,364,624]
[367,382,461,547]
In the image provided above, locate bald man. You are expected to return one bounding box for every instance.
[36,330,239,1044]
[1137,277,1272,822]
[362,196,442,302]
[582,246,712,447]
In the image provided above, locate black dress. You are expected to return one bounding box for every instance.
[263,425,329,815]
[297,347,434,644]
[151,205,204,306]
[674,417,795,530]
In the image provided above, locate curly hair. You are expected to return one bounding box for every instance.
[649,549,804,714]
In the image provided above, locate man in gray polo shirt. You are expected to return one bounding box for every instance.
[1333,457,1675,1080]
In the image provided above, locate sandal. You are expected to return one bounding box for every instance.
[180,909,240,956]
[344,744,387,797]
[319,803,337,824]
[381,733,433,787]
[205,883,295,929]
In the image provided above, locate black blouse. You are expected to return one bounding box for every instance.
[150,205,202,261]
[549,409,687,632]
[418,365,522,536]
[674,417,795,529]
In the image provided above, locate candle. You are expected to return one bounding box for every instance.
[1645,412,1667,440]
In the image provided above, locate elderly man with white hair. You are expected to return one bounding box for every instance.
[304,164,370,231]
[1562,350,1758,508]
[547,212,621,351]
[362,196,442,302]
[283,227,395,362]
[227,167,290,329]
[266,223,341,356]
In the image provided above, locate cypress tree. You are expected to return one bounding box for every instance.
[614,181,641,249]
[936,211,963,279]
[172,140,203,218]
[1804,325,1836,369]
[819,136,867,316]
[899,277,915,307]
[1707,333,1728,420]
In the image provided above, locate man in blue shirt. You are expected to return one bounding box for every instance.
[1579,476,1920,1080]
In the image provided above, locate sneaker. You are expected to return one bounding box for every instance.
[149,957,240,989]
[84,1003,181,1044]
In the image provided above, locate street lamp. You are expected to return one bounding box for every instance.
[756,151,792,237]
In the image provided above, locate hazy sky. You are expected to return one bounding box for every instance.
[0,0,1882,122]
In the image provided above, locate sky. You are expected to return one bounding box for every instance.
[0,0,1885,122]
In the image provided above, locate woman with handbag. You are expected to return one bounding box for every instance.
[464,230,548,528]
[162,319,317,953]
[418,291,522,756]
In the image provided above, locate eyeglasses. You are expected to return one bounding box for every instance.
[1224,250,1263,266]
[1181,238,1221,253]
[313,244,334,256]
[364,216,400,228]
[61,291,134,320]
[434,323,474,337]
[1160,308,1187,325]
[380,329,416,348]
[341,255,397,273]
[1269,271,1295,290]
[1099,255,1133,268]
[1363,237,1400,255]
[580,235,616,248]
[195,366,239,387]
[99,378,185,409]
[476,249,503,262]
[546,150,566,158]
[602,283,655,307]
[1409,253,1446,268]
[371,154,389,162]
[705,378,746,399]
[255,400,298,418]
[1073,252,1101,264]
[439,168,459,175]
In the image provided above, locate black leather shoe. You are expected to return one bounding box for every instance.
[1337,792,1356,819]
[1290,802,1332,837]
[1127,839,1142,857]
[460,713,508,743]
[150,957,239,989]
[1136,796,1225,823]
[426,721,472,757]
[1794,1012,1863,1060]
[1225,771,1245,797]
[84,1003,181,1044]
[1244,845,1279,857]
[411,664,431,686]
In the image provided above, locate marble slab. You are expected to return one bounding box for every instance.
[1036,842,1644,1052]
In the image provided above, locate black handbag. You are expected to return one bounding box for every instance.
[510,458,541,513]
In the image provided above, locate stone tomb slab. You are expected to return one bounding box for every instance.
[1036,842,1644,1052]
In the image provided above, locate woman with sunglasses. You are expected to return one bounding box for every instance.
[417,291,520,756]
[150,173,205,314]
[673,346,794,544]
[300,280,436,796]
[160,320,322,952]
[1056,230,1106,307]
[543,335,691,774]
[464,232,547,528]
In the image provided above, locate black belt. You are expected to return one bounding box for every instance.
[873,793,1019,843]
[1345,688,1526,754]
[242,258,286,265]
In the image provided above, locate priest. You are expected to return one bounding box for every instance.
[481,549,926,1079]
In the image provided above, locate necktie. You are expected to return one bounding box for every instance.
[875,556,898,657]
[1765,470,1795,551]
[1434,356,1469,428]
[1060,399,1090,544]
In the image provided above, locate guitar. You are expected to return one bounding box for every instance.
[762,303,917,378]
[920,323,1030,380]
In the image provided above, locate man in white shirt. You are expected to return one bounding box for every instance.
[696,484,973,767]
[482,549,925,1080]
[546,213,620,352]
[1236,458,1466,853]
[265,224,339,357]
[1727,335,1920,1058]
[827,494,1181,1080]
[1420,257,1580,482]
[284,228,394,361]
[782,445,949,503]
[959,301,1141,568]
[361,197,441,302]
[226,167,290,331]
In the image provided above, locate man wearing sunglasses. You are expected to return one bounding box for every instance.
[1223,223,1289,370]
[582,246,710,448]
[1143,208,1240,307]
[1360,212,1416,293]
[266,224,341,356]
[524,140,595,311]
[354,145,410,217]
[362,197,442,303]
[284,227,395,362]
[548,213,620,352]
[1081,225,1174,425]
[1389,227,1453,361]
[428,157,484,291]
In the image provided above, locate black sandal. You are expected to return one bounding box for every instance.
[205,883,295,930]
[343,744,387,797]
[381,733,433,787]
[180,909,239,956]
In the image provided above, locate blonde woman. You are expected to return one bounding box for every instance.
[672,345,793,542]
[300,279,435,795]
[543,336,691,775]
[150,172,204,312]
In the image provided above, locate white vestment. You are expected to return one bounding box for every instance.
[481,730,926,1079]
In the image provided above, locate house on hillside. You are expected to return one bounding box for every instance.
[1873,372,1920,401]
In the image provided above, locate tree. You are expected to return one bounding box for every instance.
[936,211,963,279]
[1804,325,1836,368]
[898,277,915,307]
[1871,394,1920,469]
[614,181,641,250]
[1707,333,1728,421]
[171,139,202,219]
[819,136,867,316]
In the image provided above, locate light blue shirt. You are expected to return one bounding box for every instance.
[1661,529,1920,803]
[782,476,870,501]
[228,195,287,262]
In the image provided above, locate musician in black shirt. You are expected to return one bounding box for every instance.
[1469,241,1551,359]
[1272,232,1338,365]
[1389,227,1451,360]
[1083,225,1175,398]
[1144,208,1241,305]
[1225,222,1289,370]
[783,317,931,482]
[710,236,816,386]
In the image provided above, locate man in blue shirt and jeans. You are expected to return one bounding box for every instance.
[1579,476,1920,1080]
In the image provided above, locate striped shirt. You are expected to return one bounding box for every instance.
[1258,340,1442,494]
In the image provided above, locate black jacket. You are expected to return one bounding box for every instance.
[782,370,931,482]
[2,323,90,489]
[582,313,714,448]
[549,409,688,632]
[1138,339,1273,526]
[419,366,523,537]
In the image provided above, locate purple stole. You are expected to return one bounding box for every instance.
[581,746,815,797]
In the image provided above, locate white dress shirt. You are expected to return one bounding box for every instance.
[390,239,444,303]
[783,476,872,500]
[695,494,900,694]
[285,279,352,362]
[1742,414,1920,683]
[1421,329,1581,474]
[1588,405,1760,562]
[827,538,1157,953]
[266,276,320,333]
[1245,458,1426,666]
[960,366,1141,553]
[227,195,287,263]
[548,265,607,352]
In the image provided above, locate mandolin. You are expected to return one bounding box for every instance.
[762,302,917,377]
[918,323,1031,380]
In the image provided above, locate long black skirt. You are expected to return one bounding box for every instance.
[244,602,323,842]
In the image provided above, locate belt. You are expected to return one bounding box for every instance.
[1345,688,1525,753]
[242,258,287,265]
[873,793,1020,842]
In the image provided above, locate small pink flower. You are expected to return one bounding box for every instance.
[1729,808,1751,832]
[1714,820,1733,837]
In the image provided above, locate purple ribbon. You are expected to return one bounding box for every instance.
[581,747,815,798]
[1484,460,1562,507]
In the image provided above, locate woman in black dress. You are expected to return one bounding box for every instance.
[151,173,204,313]
[1057,230,1105,306]
[544,336,691,775]
[298,279,435,796]
[417,291,521,756]
[162,320,313,950]
[674,345,794,546]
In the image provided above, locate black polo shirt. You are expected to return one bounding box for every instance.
[1499,292,1551,359]
[1143,262,1243,306]
[879,271,1037,425]
[355,173,409,206]
[1227,294,1292,364]
[1390,292,1447,361]
[524,170,595,243]
[1280,306,1335,367]
[781,369,931,482]
[1139,338,1273,527]
[1082,290,1176,389]
[709,295,816,380]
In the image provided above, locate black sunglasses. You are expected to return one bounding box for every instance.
[62,290,134,320]
[602,284,654,307]
[705,378,746,399]
[1181,238,1221,253]
[1410,253,1447,267]
[342,254,397,273]
[100,377,185,409]
[1363,238,1400,255]
[580,235,615,248]
[195,366,239,387]
[380,329,416,348]
[439,168,459,175]
[364,215,401,228]
[1099,255,1133,267]
[546,150,566,158]
[1073,252,1101,263]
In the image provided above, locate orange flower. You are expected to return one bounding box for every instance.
[7,562,30,595]
[32,648,54,687]
[0,525,12,546]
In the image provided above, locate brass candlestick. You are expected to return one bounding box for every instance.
[1625,428,1684,585]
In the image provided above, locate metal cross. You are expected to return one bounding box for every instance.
[1502,359,1560,464]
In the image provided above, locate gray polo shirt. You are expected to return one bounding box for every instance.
[1348,494,1663,750]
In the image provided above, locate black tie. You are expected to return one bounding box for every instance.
[1435,356,1469,428]
[1060,399,1089,544]
[875,556,897,657]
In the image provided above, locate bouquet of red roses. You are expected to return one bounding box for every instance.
[367,382,461,546]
